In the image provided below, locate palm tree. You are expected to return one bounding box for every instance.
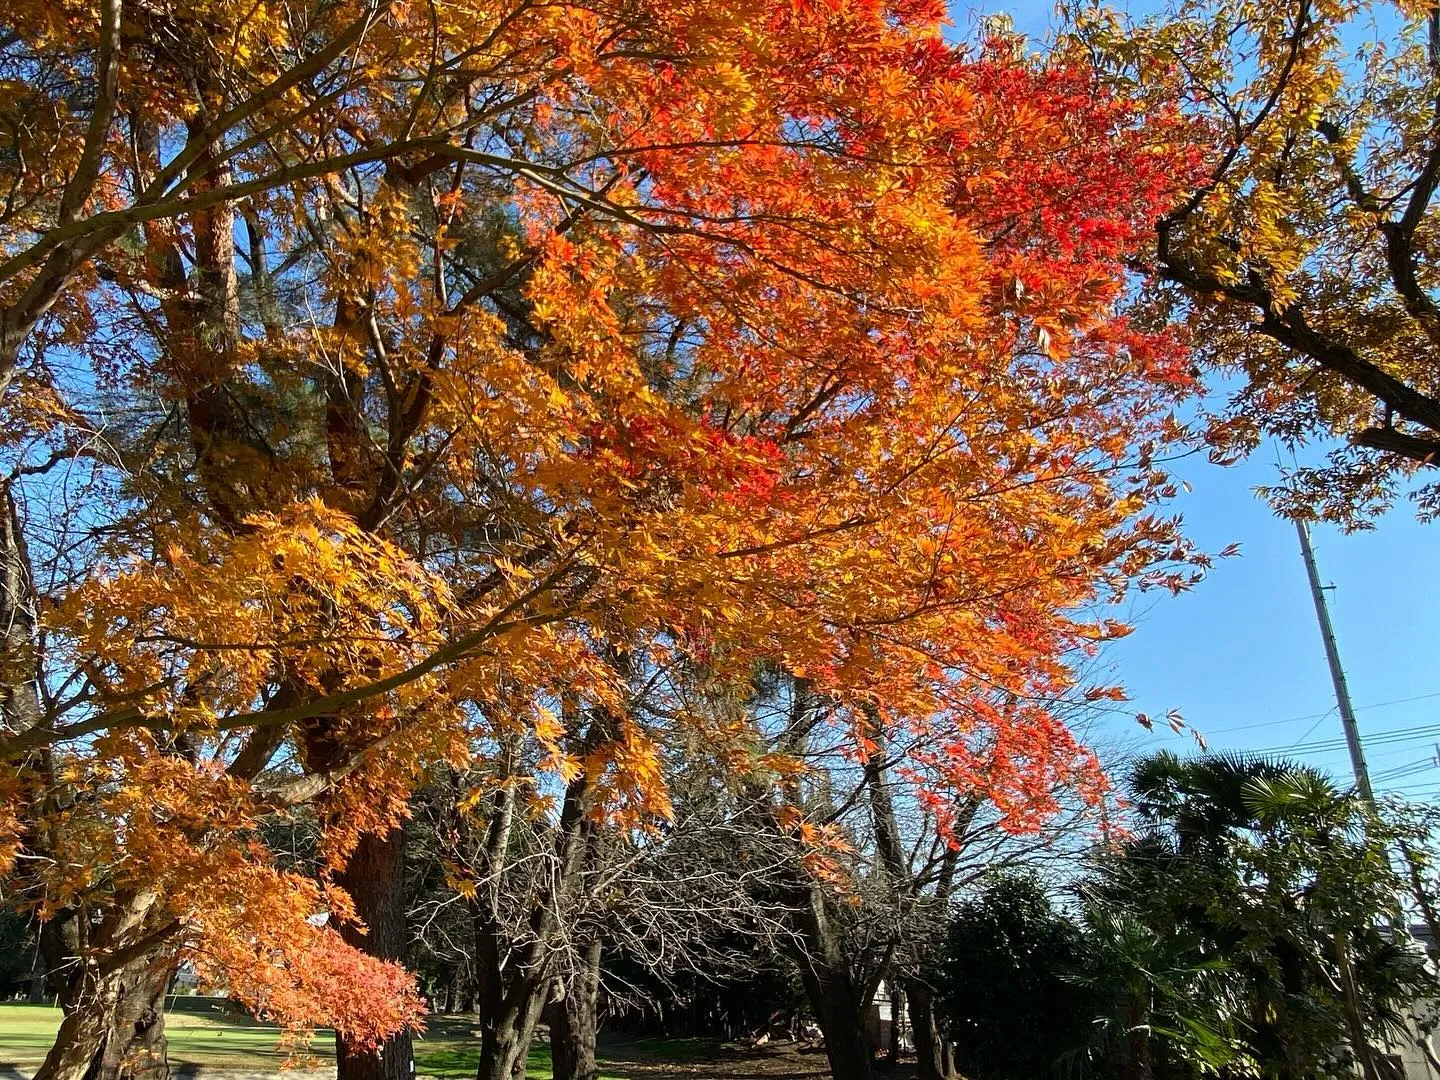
[1066,902,1238,1080]
[1087,752,1432,1080]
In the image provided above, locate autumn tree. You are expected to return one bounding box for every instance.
[407,698,810,1080]
[2,3,1206,1080]
[1065,0,1440,522]
[744,678,1127,1080]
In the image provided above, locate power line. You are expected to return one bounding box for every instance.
[1201,690,1440,737]
[1376,785,1440,801]
[1364,742,1436,762]
[1289,707,1338,750]
[1371,758,1435,783]
[1244,723,1440,757]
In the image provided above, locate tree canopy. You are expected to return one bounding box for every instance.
[1067,0,1440,522]
[0,0,1207,1068]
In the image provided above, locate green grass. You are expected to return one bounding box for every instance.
[412,1017,628,1080]
[411,1016,564,1079]
[0,1006,620,1078]
[0,1003,332,1070]
[0,1004,67,1065]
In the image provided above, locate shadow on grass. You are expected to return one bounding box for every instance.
[415,1034,634,1080]
[593,1036,831,1080]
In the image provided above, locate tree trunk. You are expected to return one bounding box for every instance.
[547,940,602,1080]
[473,715,605,1080]
[470,779,532,1080]
[905,980,951,1080]
[28,924,50,1004]
[799,961,873,1080]
[1120,994,1152,1080]
[29,884,179,1080]
[34,951,176,1080]
[85,957,173,1080]
[885,984,904,1069]
[1,479,41,737]
[475,1003,543,1080]
[336,827,415,1080]
[771,688,874,1080]
[1401,841,1440,959]
[794,882,873,1080]
[860,714,972,1080]
[1334,930,1382,1080]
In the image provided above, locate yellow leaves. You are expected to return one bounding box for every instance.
[329,186,424,303]
[757,752,810,779]
[51,500,455,728]
[774,802,856,886]
[0,769,23,877]
[582,721,675,827]
[445,865,479,901]
[533,705,566,748]
[492,555,537,582]
[1074,618,1134,642]
[456,786,487,815]
[687,58,758,132]
[0,371,75,446]
[1073,0,1357,289]
[547,752,584,784]
[1070,0,1440,519]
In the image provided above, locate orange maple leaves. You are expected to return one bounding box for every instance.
[1,0,1208,1051]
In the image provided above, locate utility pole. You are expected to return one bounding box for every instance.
[1296,523,1436,1080]
[1295,518,1374,802]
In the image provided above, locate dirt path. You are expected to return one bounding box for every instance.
[595,1037,917,1080]
[598,1039,833,1080]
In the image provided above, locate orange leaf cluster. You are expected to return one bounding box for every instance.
[0,0,1207,1047]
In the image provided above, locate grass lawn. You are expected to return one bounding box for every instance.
[411,1016,569,1079]
[0,1006,618,1078]
[0,1004,318,1070]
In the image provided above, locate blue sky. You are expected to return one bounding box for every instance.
[1090,451,1440,800]
[966,2,1440,799]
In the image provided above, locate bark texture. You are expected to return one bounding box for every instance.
[794,888,875,1080]
[906,980,955,1080]
[546,939,602,1080]
[31,890,177,1080]
[336,827,416,1080]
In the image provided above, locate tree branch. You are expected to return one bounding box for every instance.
[1353,425,1440,466]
